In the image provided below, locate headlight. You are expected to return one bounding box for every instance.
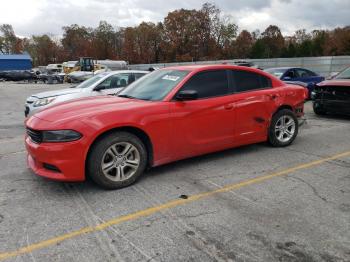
[42,130,82,142]
[33,97,56,107]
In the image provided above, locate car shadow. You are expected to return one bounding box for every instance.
[308,111,350,121]
[31,141,273,193]
[61,143,268,192]
[143,143,266,179]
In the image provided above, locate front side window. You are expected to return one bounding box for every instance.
[295,69,312,78]
[118,70,189,101]
[179,70,229,99]
[284,70,296,79]
[98,74,131,89]
[233,70,272,92]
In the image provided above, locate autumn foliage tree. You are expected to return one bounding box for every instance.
[0,3,349,66]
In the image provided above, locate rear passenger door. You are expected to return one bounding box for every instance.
[231,70,277,142]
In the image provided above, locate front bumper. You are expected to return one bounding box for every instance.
[25,136,86,181]
[314,99,350,115]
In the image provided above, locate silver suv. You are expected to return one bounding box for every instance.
[25,70,148,117]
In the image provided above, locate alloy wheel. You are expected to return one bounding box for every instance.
[274,115,296,143]
[101,142,140,182]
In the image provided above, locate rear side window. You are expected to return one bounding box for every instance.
[233,70,272,92]
[180,70,229,99]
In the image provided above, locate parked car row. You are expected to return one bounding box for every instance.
[25,65,308,189]
[264,67,325,97]
[25,70,148,117]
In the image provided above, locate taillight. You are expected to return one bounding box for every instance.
[304,88,309,99]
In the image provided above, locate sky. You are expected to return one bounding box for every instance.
[0,0,349,37]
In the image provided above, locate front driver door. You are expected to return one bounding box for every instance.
[169,70,236,159]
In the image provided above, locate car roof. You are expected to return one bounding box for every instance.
[163,64,263,72]
[265,67,293,70]
[108,70,149,75]
[266,67,315,71]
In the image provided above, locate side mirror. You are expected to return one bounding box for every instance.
[283,76,291,81]
[94,85,106,91]
[176,90,198,101]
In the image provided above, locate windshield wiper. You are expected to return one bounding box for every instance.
[117,94,152,101]
[118,94,136,99]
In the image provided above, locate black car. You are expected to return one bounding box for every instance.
[312,67,350,116]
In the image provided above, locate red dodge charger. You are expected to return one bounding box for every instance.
[25,65,307,189]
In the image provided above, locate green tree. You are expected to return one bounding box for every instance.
[61,24,93,59]
[250,39,267,58]
[261,25,285,58]
[0,24,21,54]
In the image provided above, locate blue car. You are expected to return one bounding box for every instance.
[265,67,325,97]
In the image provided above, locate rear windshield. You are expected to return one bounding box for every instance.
[335,67,350,79]
[264,68,287,78]
[75,74,107,88]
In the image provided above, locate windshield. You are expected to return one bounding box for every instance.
[265,68,287,78]
[75,73,107,88]
[335,67,350,79]
[118,69,190,101]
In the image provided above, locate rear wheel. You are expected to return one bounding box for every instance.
[87,132,147,189]
[268,109,298,147]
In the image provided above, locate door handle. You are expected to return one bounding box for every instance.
[224,104,233,110]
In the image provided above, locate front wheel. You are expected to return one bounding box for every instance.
[268,109,298,147]
[87,132,148,189]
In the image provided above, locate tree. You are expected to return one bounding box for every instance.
[261,25,285,58]
[25,35,63,66]
[61,24,93,59]
[234,30,253,58]
[163,8,203,61]
[250,39,267,58]
[0,24,20,54]
[200,3,238,59]
[92,21,116,59]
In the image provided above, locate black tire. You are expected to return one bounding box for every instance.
[313,102,326,115]
[268,109,298,147]
[87,131,148,189]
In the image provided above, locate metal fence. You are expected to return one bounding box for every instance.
[129,56,350,77]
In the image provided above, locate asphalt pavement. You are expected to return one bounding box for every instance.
[0,82,349,262]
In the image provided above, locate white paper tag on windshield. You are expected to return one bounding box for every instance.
[162,75,180,81]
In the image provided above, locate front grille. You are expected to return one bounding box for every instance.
[315,86,350,101]
[26,128,42,144]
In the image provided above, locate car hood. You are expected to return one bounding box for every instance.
[318,79,350,87]
[30,88,82,99]
[33,96,151,122]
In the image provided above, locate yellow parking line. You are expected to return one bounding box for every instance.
[1,150,350,261]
